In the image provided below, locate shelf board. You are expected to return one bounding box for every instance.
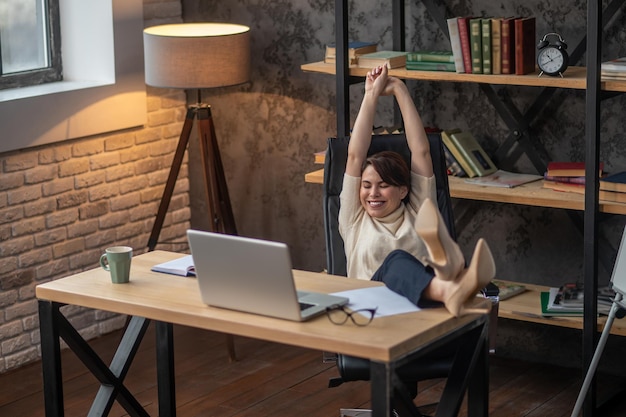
[304,170,626,215]
[448,176,626,215]
[497,281,626,336]
[301,61,626,92]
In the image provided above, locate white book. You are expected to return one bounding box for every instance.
[601,57,626,72]
[151,255,196,277]
[447,17,465,73]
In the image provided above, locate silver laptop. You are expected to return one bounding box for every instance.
[187,230,349,321]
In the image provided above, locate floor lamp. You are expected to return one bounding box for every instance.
[143,23,251,361]
[143,23,250,251]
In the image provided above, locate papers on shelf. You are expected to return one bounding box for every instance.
[464,170,543,188]
[331,286,420,317]
[151,255,196,277]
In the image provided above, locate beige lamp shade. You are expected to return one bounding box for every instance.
[143,23,250,89]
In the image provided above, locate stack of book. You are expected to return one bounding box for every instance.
[441,129,497,177]
[600,171,626,203]
[601,57,626,81]
[405,51,456,72]
[324,41,377,65]
[542,161,604,194]
[542,283,614,316]
[446,15,536,75]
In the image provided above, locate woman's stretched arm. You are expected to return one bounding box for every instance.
[389,78,433,177]
[345,66,389,177]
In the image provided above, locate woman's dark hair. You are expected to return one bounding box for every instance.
[362,151,410,188]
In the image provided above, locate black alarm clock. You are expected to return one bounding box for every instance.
[537,32,569,77]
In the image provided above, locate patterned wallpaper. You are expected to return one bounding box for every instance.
[182,0,626,288]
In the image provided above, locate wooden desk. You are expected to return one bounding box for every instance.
[37,250,490,417]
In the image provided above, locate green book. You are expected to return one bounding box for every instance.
[448,131,497,177]
[540,292,583,317]
[405,51,454,63]
[481,18,492,74]
[405,61,456,72]
[469,18,483,73]
[441,129,477,177]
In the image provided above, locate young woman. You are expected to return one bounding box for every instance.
[339,65,495,317]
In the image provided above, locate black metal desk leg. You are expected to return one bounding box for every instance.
[156,321,176,416]
[370,361,393,417]
[39,301,64,417]
[467,325,489,417]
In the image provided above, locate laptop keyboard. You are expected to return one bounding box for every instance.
[299,302,315,311]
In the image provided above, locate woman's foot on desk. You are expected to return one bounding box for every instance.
[443,238,496,317]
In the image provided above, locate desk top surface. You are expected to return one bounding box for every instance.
[36,250,488,362]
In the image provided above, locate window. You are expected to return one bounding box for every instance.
[0,0,146,154]
[0,0,62,90]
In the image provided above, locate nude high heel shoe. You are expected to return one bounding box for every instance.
[444,238,496,317]
[415,198,465,281]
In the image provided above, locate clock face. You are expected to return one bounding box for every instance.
[537,46,567,75]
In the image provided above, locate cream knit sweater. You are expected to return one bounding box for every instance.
[339,172,437,280]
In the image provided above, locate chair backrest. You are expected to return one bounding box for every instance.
[322,132,456,276]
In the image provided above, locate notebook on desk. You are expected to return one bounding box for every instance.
[187,230,349,321]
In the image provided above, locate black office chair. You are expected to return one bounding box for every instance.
[322,133,494,417]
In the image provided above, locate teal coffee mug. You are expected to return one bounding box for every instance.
[100,246,133,283]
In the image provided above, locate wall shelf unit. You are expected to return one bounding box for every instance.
[302,0,626,415]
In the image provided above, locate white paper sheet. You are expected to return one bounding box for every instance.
[331,286,421,317]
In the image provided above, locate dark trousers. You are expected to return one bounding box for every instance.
[371,249,439,308]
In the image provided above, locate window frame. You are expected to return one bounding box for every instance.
[0,0,63,90]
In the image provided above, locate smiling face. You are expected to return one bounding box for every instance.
[360,165,408,218]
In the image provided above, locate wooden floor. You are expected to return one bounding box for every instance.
[2,323,626,417]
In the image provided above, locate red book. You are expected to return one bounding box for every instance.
[514,17,536,75]
[501,16,516,74]
[457,17,473,74]
[546,161,604,177]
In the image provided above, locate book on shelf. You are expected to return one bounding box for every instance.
[541,288,583,317]
[491,280,527,301]
[446,17,466,73]
[514,17,536,75]
[599,190,626,204]
[469,17,483,74]
[464,170,542,188]
[542,180,585,194]
[406,51,454,63]
[501,16,516,74]
[151,255,196,277]
[441,128,477,177]
[490,17,502,75]
[601,72,626,81]
[457,16,474,74]
[601,57,626,73]
[481,18,492,74]
[405,61,456,72]
[448,130,498,177]
[443,145,468,177]
[357,50,407,69]
[324,41,377,65]
[599,171,626,193]
[546,161,604,177]
[543,173,586,185]
[552,283,614,315]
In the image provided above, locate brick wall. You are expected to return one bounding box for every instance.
[0,0,188,373]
